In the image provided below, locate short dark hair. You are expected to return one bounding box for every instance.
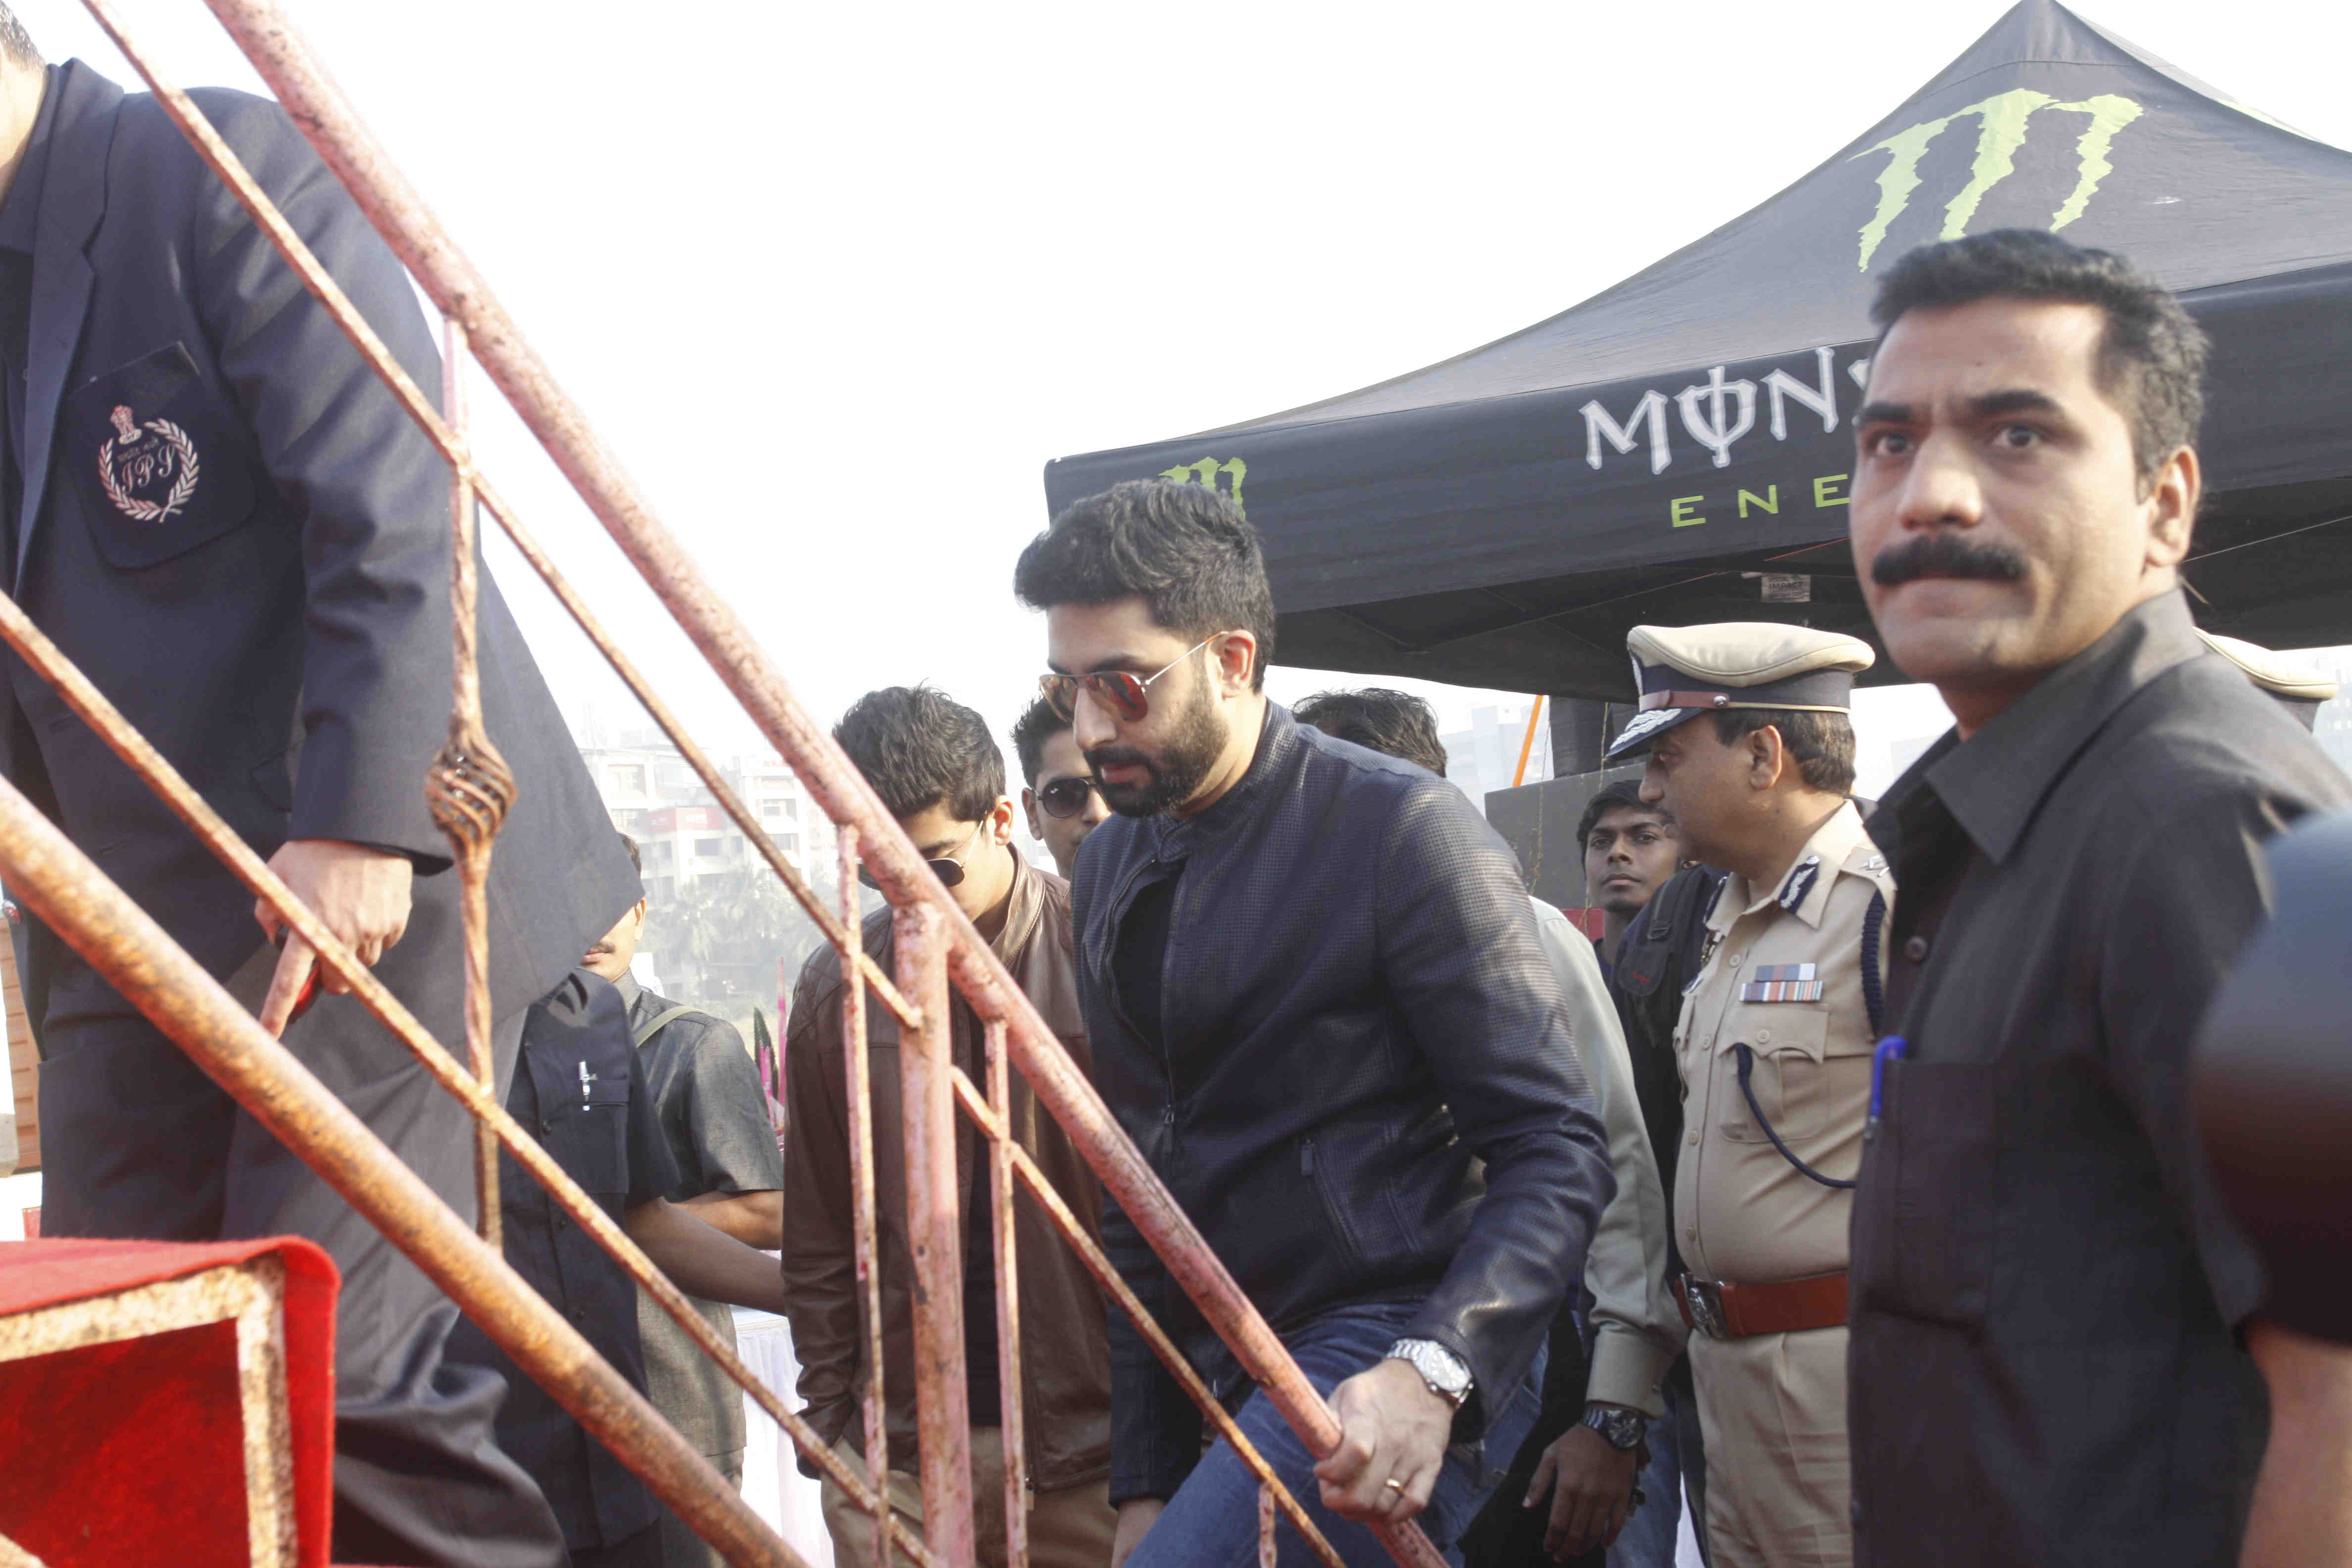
[833,685,1005,822]
[1870,229,2207,492]
[0,8,39,67]
[1013,479,1275,690]
[1292,687,1448,775]
[1010,695,1071,787]
[1707,709,1857,796]
[617,832,641,876]
[1577,779,1666,847]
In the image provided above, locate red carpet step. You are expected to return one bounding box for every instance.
[0,1238,338,1567]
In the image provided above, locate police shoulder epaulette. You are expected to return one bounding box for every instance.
[1777,854,1822,912]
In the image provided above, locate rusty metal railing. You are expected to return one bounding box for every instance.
[9,3,1460,1566]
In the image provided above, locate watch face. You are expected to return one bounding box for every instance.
[1586,1407,1644,1449]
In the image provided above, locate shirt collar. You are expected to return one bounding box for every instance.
[988,845,1044,966]
[612,969,643,1011]
[0,67,61,258]
[1714,799,1868,933]
[1893,589,2206,865]
[1144,701,1286,860]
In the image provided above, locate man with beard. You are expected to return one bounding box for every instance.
[1844,229,2352,1567]
[782,684,1115,1568]
[1014,480,1613,1568]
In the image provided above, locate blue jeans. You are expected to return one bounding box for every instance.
[1606,1361,1704,1568]
[1129,1304,1543,1568]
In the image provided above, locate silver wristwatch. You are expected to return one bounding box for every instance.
[1385,1338,1473,1409]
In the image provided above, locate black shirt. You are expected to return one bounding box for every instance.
[1848,591,2350,1568]
[1113,870,1177,1054]
[447,971,683,1552]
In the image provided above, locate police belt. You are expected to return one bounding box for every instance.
[1676,1271,1849,1339]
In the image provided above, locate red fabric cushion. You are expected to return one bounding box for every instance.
[0,1237,338,1567]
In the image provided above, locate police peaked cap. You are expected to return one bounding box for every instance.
[2197,630,2338,729]
[1606,623,1876,761]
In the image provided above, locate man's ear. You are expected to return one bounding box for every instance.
[1021,788,1043,839]
[2145,444,2200,573]
[1214,630,1259,696]
[986,795,1017,843]
[1747,725,1787,790]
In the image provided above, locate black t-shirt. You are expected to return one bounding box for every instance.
[1113,871,1178,1052]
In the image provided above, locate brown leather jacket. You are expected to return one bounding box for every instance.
[782,852,1111,1490]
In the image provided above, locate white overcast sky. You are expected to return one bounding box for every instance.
[20,0,2352,800]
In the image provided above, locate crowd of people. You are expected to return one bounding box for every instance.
[773,228,2352,1568]
[0,7,2347,1567]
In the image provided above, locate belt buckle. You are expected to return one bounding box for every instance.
[1681,1275,1729,1339]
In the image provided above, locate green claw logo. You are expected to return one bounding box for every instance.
[1852,89,2143,270]
[1160,456,1248,518]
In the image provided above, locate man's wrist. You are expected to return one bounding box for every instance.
[1578,1402,1648,1451]
[1384,1337,1473,1410]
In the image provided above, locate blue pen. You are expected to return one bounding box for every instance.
[1868,1035,1909,1130]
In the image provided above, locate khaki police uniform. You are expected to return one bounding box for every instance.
[2196,629,2338,730]
[1607,624,1890,1568]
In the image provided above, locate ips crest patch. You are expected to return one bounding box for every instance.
[64,341,256,570]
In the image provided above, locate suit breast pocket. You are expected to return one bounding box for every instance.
[63,343,259,570]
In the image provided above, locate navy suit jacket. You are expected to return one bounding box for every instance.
[3,60,636,1041]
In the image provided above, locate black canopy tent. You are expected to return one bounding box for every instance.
[1042,0,2352,722]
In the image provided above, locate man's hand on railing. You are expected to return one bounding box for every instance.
[1316,1359,1454,1523]
[1109,1497,1165,1568]
[254,838,414,1034]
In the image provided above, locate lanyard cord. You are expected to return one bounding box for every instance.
[1734,1042,1859,1190]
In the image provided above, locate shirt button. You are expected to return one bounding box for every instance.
[1687,1130,1699,1146]
[1903,935,1930,963]
[1684,1226,1696,1241]
[1756,1028,1772,1044]
[1728,954,1743,969]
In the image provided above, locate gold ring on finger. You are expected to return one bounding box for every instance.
[1383,1478,1406,1494]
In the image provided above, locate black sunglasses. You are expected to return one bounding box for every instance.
[1035,776,1102,820]
[858,818,989,890]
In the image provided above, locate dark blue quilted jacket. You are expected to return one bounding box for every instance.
[1070,703,1614,1503]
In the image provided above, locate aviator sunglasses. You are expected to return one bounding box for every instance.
[857,817,990,891]
[1034,776,1102,819]
[1038,632,1230,724]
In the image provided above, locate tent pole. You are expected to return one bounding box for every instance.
[1513,695,1547,787]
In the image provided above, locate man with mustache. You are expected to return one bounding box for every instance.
[1844,229,2352,1568]
[1600,623,1887,1568]
[1014,480,1612,1567]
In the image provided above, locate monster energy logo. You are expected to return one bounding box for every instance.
[1160,455,1247,517]
[1852,89,2143,270]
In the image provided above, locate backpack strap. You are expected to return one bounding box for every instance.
[632,1004,705,1049]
